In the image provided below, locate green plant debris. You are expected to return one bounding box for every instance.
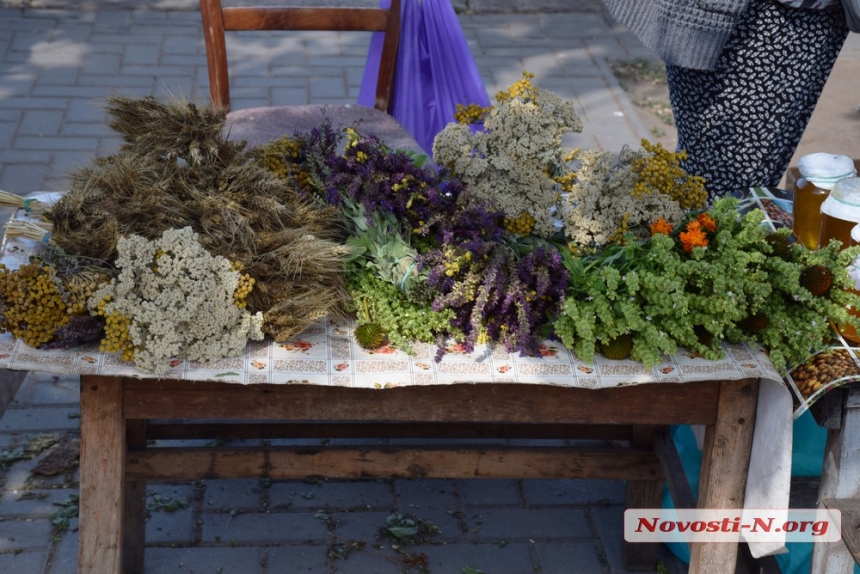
[381,512,440,545]
[327,540,366,561]
[50,494,79,534]
[463,567,486,574]
[146,493,189,513]
[0,434,63,467]
[375,512,441,572]
[396,549,430,573]
[17,491,48,501]
[0,446,27,466]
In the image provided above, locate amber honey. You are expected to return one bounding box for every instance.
[793,153,856,249]
[837,288,860,344]
[793,178,830,249]
[819,177,860,252]
[819,213,858,250]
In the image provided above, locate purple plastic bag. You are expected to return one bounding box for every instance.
[359,0,491,155]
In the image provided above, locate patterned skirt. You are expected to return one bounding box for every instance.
[666,0,848,199]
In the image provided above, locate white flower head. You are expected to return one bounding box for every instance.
[432,79,583,239]
[89,227,264,375]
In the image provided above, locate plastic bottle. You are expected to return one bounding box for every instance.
[792,153,855,249]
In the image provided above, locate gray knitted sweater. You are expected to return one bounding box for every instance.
[603,0,752,70]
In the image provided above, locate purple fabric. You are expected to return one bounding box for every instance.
[359,0,491,155]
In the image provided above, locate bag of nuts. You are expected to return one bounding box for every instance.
[789,348,860,400]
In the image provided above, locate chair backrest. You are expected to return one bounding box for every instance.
[199,0,401,113]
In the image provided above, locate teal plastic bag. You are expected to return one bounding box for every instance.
[662,414,857,573]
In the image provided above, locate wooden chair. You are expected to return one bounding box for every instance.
[198,0,422,153]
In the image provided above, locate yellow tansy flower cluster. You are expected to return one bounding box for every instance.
[496,71,537,103]
[454,103,492,125]
[0,262,71,348]
[443,247,472,276]
[231,261,255,309]
[503,211,536,235]
[631,139,707,210]
[95,297,135,361]
[254,135,311,191]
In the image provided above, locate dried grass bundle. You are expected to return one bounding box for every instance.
[3,220,54,243]
[50,95,351,341]
[0,190,52,215]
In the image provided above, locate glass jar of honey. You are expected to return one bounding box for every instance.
[819,177,860,250]
[793,153,855,249]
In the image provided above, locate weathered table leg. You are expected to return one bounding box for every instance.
[623,424,664,571]
[812,386,860,572]
[79,376,125,573]
[689,379,758,574]
[123,419,147,574]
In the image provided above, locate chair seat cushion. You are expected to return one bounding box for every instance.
[224,104,425,155]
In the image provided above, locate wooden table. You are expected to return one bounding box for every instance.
[77,375,760,574]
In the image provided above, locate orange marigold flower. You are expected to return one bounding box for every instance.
[680,220,709,253]
[650,218,673,236]
[697,212,718,233]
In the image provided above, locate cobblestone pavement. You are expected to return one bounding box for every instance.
[0,1,669,573]
[0,2,650,195]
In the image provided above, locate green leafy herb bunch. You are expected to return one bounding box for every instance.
[554,197,860,372]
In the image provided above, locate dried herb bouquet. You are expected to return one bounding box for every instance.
[1,74,858,376]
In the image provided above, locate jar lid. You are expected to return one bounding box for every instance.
[798,153,856,190]
[821,177,860,222]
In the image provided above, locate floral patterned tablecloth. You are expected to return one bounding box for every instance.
[0,312,783,389]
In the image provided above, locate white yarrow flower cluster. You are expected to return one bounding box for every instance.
[433,89,583,238]
[88,227,264,375]
[564,147,683,247]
